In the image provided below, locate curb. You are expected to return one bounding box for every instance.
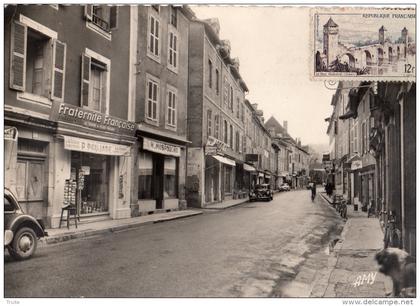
[40,211,203,246]
[201,199,250,210]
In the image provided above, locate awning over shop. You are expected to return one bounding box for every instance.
[243,163,256,172]
[63,135,130,156]
[212,155,236,166]
[258,172,264,178]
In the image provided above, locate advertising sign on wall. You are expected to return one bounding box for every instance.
[50,102,136,136]
[64,136,130,156]
[143,137,181,157]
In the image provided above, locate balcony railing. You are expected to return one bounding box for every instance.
[92,14,110,32]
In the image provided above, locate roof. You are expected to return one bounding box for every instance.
[324,18,338,28]
[264,116,294,142]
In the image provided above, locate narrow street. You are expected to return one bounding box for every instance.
[5,190,344,298]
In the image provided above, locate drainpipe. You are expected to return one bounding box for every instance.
[399,98,405,249]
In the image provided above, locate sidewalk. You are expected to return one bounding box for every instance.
[312,193,392,297]
[202,197,250,210]
[41,209,203,246]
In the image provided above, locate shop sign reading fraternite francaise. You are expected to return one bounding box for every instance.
[50,102,136,136]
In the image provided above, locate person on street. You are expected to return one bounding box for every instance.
[311,182,317,202]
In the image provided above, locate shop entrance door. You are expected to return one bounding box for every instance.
[16,158,46,222]
[154,155,164,209]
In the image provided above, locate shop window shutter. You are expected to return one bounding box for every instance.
[51,40,66,101]
[109,6,118,30]
[80,53,91,107]
[84,5,93,21]
[10,20,27,91]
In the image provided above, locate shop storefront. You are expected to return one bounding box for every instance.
[243,163,256,192]
[5,124,53,226]
[136,137,184,214]
[49,102,136,228]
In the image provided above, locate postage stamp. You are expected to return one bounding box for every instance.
[310,7,416,81]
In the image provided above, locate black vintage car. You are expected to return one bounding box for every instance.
[249,184,273,202]
[4,188,47,260]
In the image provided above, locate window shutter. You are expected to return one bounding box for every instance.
[109,6,118,30]
[84,5,93,21]
[51,40,66,101]
[10,20,27,91]
[101,69,107,114]
[80,53,91,107]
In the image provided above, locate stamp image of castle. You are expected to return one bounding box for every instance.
[313,9,415,80]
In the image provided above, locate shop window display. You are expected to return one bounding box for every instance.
[71,151,110,215]
[138,151,154,199]
[164,157,177,198]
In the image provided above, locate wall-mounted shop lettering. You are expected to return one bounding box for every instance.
[50,102,136,136]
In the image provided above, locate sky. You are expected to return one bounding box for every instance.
[191,5,334,146]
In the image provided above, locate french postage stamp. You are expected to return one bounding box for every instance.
[310,7,415,81]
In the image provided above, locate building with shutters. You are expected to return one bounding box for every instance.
[4,4,136,228]
[130,5,195,216]
[186,18,251,208]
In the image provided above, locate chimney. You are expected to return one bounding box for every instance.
[283,121,288,133]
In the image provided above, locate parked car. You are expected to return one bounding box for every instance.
[4,188,47,260]
[249,184,273,202]
[279,183,291,192]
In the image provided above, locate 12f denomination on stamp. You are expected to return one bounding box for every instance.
[310,7,415,81]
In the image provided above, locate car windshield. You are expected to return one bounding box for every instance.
[255,185,268,190]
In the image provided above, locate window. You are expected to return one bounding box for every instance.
[170,6,177,28]
[166,88,177,128]
[215,69,220,95]
[168,31,178,71]
[214,115,220,139]
[148,14,160,60]
[80,50,110,113]
[361,122,366,153]
[10,17,66,102]
[223,120,228,143]
[229,124,233,148]
[208,60,213,88]
[229,86,234,110]
[236,98,240,118]
[84,5,118,36]
[242,135,246,153]
[164,157,177,198]
[224,77,229,106]
[146,75,159,122]
[4,196,16,212]
[207,110,212,137]
[138,151,153,199]
[235,131,240,152]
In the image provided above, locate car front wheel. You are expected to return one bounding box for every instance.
[8,227,38,260]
